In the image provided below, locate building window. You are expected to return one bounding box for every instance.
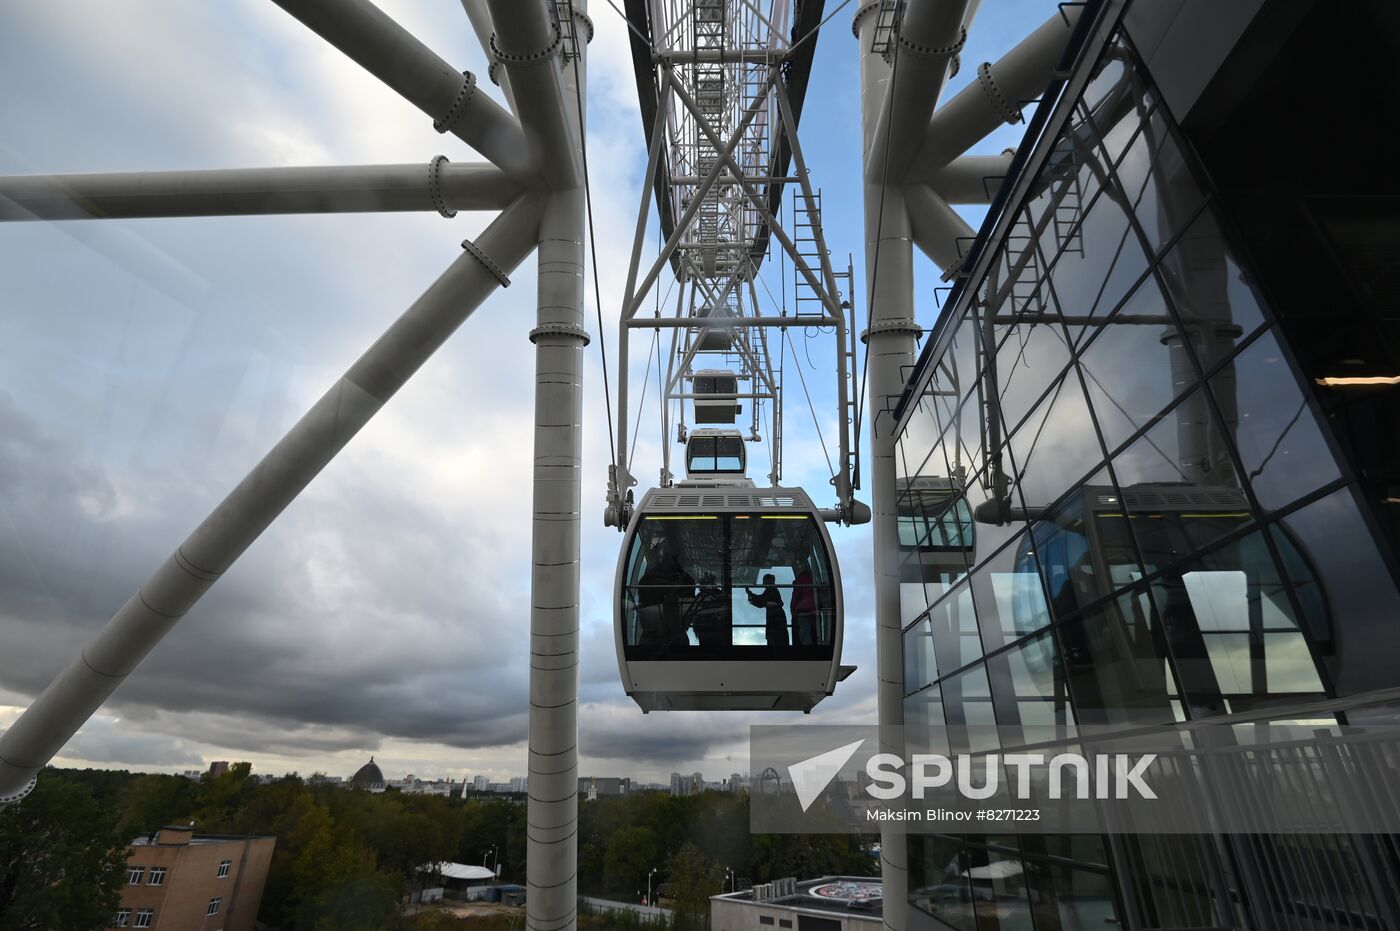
[217,859,231,878]
[147,867,167,886]
[779,921,793,928]
[207,897,222,915]
[759,917,775,926]
[126,866,144,884]
[114,907,131,927]
[133,909,155,928]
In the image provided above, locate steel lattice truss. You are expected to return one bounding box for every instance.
[606,0,862,526]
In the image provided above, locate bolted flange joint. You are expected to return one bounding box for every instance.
[0,774,38,808]
[528,322,590,345]
[860,319,923,344]
[461,238,511,288]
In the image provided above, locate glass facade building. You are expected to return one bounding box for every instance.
[891,1,1400,928]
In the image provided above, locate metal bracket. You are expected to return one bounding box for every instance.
[461,238,510,287]
[528,321,591,345]
[427,156,455,219]
[433,71,478,135]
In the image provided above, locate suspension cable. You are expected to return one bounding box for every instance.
[567,0,617,471]
[630,327,660,463]
[785,330,836,480]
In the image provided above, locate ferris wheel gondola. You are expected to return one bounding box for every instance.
[614,485,851,712]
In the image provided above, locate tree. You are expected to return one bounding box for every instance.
[665,841,723,931]
[0,772,129,931]
[603,825,659,899]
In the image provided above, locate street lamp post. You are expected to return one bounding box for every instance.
[724,867,734,893]
[648,867,658,906]
[484,845,498,875]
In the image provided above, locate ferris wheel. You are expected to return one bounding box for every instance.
[601,0,869,713]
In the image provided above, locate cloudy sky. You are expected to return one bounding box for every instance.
[0,0,1054,784]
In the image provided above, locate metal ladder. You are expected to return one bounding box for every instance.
[548,0,581,64]
[792,188,829,317]
[869,0,906,60]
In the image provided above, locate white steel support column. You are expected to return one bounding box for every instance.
[0,194,545,807]
[527,187,585,931]
[856,5,916,930]
[526,2,588,926]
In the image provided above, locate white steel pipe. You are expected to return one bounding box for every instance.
[524,2,587,926]
[271,0,534,179]
[484,0,582,189]
[925,153,1014,204]
[0,163,521,221]
[460,0,519,115]
[0,193,545,808]
[865,0,973,184]
[526,190,585,931]
[905,183,975,273]
[856,7,914,929]
[915,7,1080,173]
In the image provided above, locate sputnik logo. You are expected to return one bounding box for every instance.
[788,739,865,812]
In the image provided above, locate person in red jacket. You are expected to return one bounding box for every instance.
[790,563,819,646]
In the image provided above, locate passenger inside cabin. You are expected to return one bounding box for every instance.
[745,573,788,648]
[790,562,818,646]
[637,552,695,647]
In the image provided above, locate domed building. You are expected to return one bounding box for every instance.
[350,756,386,793]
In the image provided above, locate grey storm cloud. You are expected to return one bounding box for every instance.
[66,717,204,768]
[0,389,535,753]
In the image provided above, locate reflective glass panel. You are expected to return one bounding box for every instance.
[1025,861,1122,929]
[1116,106,1205,255]
[962,466,1027,565]
[905,684,948,757]
[972,533,1053,653]
[1146,530,1325,717]
[1216,327,1341,511]
[905,619,937,695]
[1047,186,1150,349]
[929,582,981,678]
[1058,588,1182,726]
[942,665,998,749]
[1030,469,1145,620]
[900,483,974,623]
[986,630,1075,731]
[968,847,1036,931]
[1110,388,1252,569]
[1273,487,1400,696]
[1077,275,1189,455]
[910,836,977,931]
[1084,40,1155,166]
[1008,373,1103,511]
[995,309,1074,437]
[1158,210,1266,357]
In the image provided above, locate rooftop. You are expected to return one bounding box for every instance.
[713,876,883,919]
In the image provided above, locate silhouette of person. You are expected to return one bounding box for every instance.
[790,563,818,646]
[637,552,694,648]
[746,573,788,648]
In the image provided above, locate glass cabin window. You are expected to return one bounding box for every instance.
[622,514,835,660]
[686,436,745,473]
